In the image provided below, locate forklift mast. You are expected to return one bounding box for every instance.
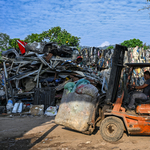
[105,44,127,104]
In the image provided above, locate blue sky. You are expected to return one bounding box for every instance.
[0,0,150,46]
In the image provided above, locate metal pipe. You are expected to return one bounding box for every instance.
[3,62,8,102]
[36,64,43,88]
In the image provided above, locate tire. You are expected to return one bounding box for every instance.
[100,116,124,142]
[7,53,16,59]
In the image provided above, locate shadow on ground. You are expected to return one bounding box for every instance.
[0,116,56,150]
[0,124,58,150]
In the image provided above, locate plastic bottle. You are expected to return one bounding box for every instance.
[6,99,13,114]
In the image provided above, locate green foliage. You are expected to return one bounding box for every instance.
[77,46,81,50]
[144,45,150,50]
[121,38,143,48]
[0,33,10,51]
[8,38,21,49]
[106,46,114,49]
[0,27,80,51]
[24,26,80,46]
[24,33,40,43]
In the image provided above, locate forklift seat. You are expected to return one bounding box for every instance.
[135,98,150,105]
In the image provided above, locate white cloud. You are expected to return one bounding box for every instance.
[99,41,110,47]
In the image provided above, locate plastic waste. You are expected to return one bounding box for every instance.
[55,89,97,132]
[30,105,44,115]
[6,99,13,114]
[18,88,23,94]
[17,102,23,113]
[101,76,107,93]
[72,78,90,92]
[45,106,57,116]
[12,103,20,113]
[64,82,75,93]
[2,79,4,86]
[76,84,98,98]
[0,90,5,96]
[12,101,23,113]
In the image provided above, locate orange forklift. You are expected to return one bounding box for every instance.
[55,45,150,142]
[99,45,150,142]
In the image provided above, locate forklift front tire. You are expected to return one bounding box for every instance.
[100,116,124,142]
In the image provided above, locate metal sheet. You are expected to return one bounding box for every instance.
[36,64,43,88]
[13,60,32,64]
[15,70,38,80]
[35,53,52,69]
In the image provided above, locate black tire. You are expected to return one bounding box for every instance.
[100,116,124,142]
[7,53,16,59]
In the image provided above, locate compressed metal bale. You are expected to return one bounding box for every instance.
[55,89,97,132]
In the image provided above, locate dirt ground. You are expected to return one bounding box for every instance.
[0,115,150,150]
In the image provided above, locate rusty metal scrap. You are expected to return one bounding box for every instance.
[1,42,107,109]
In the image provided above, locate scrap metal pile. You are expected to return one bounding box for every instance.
[1,41,150,114]
[0,42,106,111]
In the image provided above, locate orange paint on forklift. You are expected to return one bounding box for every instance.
[104,92,150,136]
[136,104,150,114]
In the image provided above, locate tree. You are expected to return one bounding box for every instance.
[106,46,114,50]
[0,33,10,51]
[24,33,40,43]
[24,26,81,46]
[121,39,143,48]
[8,38,21,50]
[0,27,81,51]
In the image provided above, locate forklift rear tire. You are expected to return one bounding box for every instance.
[100,116,124,142]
